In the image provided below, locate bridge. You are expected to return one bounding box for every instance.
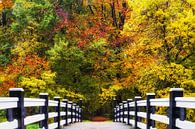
[0,88,195,129]
[63,122,131,129]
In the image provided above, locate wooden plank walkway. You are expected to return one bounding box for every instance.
[63,122,132,129]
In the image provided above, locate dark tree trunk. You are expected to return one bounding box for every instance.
[110,1,118,28]
[2,10,7,26]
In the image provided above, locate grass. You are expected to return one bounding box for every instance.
[26,124,39,129]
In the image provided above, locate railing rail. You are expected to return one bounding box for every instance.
[0,88,83,129]
[113,88,195,129]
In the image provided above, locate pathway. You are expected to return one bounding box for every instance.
[63,122,132,129]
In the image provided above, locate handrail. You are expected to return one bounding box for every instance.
[150,98,169,107]
[113,88,195,129]
[24,98,45,107]
[0,88,83,129]
[175,97,195,109]
[0,97,19,110]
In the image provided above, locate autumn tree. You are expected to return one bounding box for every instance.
[0,0,194,120]
[120,0,195,122]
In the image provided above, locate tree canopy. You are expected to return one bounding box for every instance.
[0,0,194,120]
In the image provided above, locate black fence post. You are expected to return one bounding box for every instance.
[116,105,119,122]
[67,101,71,124]
[61,100,66,125]
[79,99,82,122]
[146,93,155,129]
[76,106,79,122]
[75,105,77,122]
[169,88,185,129]
[63,99,68,126]
[113,108,116,122]
[6,108,13,122]
[78,106,80,122]
[113,98,117,122]
[76,104,78,123]
[122,101,127,123]
[134,96,141,129]
[79,106,81,122]
[7,91,14,122]
[73,103,77,123]
[119,103,122,122]
[69,101,73,124]
[39,93,49,129]
[54,97,61,129]
[127,99,132,125]
[9,88,25,129]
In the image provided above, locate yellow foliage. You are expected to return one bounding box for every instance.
[99,88,116,105]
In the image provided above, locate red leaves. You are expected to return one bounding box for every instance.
[67,15,114,48]
[52,1,131,48]
[6,54,49,77]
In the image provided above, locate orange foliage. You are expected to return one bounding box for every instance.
[0,54,49,96]
[0,0,13,10]
[5,54,49,77]
[64,14,115,48]
[0,80,16,96]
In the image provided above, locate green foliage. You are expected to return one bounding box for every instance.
[0,28,13,66]
[26,124,39,129]
[48,36,87,86]
[11,0,56,32]
[61,0,86,13]
[19,70,84,100]
[0,110,6,122]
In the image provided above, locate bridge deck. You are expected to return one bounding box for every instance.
[63,122,133,129]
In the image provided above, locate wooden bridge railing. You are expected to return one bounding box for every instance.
[0,88,82,129]
[113,88,195,129]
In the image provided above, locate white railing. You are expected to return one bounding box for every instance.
[113,88,195,129]
[0,88,83,129]
[0,97,19,110]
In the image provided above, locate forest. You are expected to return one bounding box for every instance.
[0,0,194,120]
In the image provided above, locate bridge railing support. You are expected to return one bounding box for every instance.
[127,99,132,126]
[113,88,194,129]
[122,101,126,123]
[63,99,68,126]
[79,99,83,122]
[39,93,49,129]
[113,98,117,122]
[146,93,155,129]
[169,88,186,129]
[9,88,25,129]
[119,103,122,122]
[0,88,82,129]
[54,97,61,129]
[134,96,141,129]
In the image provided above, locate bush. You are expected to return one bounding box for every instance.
[26,124,39,129]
